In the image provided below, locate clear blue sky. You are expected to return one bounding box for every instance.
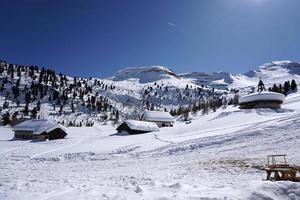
[1,0,300,77]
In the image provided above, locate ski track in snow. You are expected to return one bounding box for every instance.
[32,188,74,200]
[30,138,83,159]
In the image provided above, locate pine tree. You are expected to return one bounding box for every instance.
[182,108,189,121]
[192,102,198,114]
[37,100,41,111]
[201,102,209,115]
[71,101,75,113]
[31,107,37,119]
[271,84,279,93]
[257,79,266,91]
[291,79,297,91]
[3,101,9,109]
[12,86,19,99]
[2,112,11,126]
[24,103,29,116]
[279,84,283,94]
[232,94,239,106]
[150,104,155,110]
[59,105,63,115]
[283,81,291,95]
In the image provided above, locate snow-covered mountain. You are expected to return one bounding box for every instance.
[179,71,233,89]
[178,61,300,89]
[0,60,299,126]
[111,66,180,83]
[108,60,300,90]
[238,61,300,87]
[0,61,226,126]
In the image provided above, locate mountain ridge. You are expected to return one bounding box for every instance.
[109,60,300,89]
[0,59,299,126]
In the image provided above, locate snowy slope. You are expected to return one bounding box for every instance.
[1,92,300,200]
[179,71,233,89]
[231,61,300,89]
[1,61,227,126]
[180,61,300,89]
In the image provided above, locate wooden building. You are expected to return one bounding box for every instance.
[13,119,67,140]
[116,120,159,135]
[140,110,174,127]
[239,91,285,109]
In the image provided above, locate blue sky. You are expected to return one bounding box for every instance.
[0,0,300,77]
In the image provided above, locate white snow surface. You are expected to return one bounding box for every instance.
[239,91,286,104]
[12,119,67,135]
[142,110,175,122]
[1,92,300,199]
[119,120,159,132]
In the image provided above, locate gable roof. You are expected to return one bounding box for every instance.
[142,110,174,122]
[117,120,159,132]
[12,119,66,135]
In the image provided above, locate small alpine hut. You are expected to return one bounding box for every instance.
[239,91,285,109]
[13,119,67,140]
[116,120,159,135]
[140,110,175,127]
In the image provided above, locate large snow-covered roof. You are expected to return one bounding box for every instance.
[12,119,66,135]
[119,120,159,132]
[239,91,285,104]
[142,111,175,122]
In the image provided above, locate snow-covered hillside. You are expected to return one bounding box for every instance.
[231,61,300,89]
[0,59,300,199]
[1,59,300,128]
[179,71,233,89]
[180,61,300,89]
[1,91,300,200]
[0,61,229,126]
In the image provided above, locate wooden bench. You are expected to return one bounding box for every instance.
[264,155,300,182]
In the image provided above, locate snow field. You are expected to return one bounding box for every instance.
[0,92,300,199]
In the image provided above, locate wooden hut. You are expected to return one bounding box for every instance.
[116,120,159,135]
[140,110,174,127]
[13,119,67,140]
[239,91,285,109]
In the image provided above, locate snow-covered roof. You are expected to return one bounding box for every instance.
[118,120,159,132]
[12,119,66,135]
[239,91,285,104]
[142,111,175,122]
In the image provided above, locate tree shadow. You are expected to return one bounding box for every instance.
[0,139,14,141]
[255,108,294,115]
[4,138,22,141]
[30,139,47,143]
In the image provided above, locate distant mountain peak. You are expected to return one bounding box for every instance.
[247,60,300,75]
[112,66,180,83]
